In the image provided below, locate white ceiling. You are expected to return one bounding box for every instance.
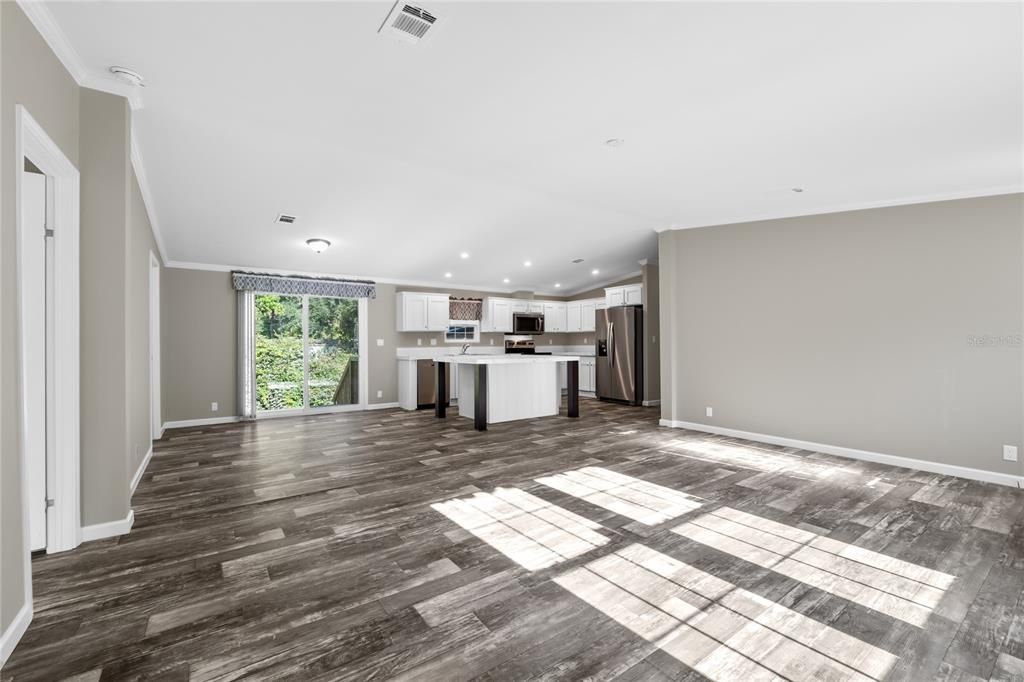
[40,1,1024,295]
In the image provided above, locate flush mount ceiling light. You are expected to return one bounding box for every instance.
[605,139,625,147]
[306,238,331,253]
[444,272,452,278]
[460,252,469,259]
[591,269,600,275]
[791,187,805,193]
[109,66,145,87]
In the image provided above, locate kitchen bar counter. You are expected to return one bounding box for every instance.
[434,355,580,430]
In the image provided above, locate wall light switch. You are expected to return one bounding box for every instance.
[376,390,383,399]
[652,335,657,344]
[705,406,713,418]
[1004,445,1018,462]
[417,338,422,346]
[376,338,384,347]
[490,339,494,345]
[211,402,219,412]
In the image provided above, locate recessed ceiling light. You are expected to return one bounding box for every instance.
[306,238,330,253]
[503,278,510,284]
[791,187,805,193]
[460,252,469,259]
[605,138,625,147]
[591,269,600,275]
[523,260,532,267]
[109,66,145,87]
[554,283,561,288]
[444,272,452,278]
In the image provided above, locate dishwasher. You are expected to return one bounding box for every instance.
[416,359,451,409]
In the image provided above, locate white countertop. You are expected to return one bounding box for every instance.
[441,354,581,365]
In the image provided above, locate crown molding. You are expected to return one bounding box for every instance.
[553,269,643,298]
[130,131,168,264]
[653,184,1024,234]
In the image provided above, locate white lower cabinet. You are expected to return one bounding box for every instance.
[560,357,596,393]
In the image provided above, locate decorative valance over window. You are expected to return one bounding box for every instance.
[450,297,482,321]
[231,271,376,299]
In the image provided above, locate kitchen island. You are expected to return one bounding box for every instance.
[435,355,580,431]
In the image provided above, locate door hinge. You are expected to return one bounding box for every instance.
[45,498,55,508]
[44,228,54,238]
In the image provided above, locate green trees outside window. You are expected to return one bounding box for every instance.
[254,294,359,411]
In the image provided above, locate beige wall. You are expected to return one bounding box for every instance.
[161,269,238,422]
[642,263,660,402]
[79,88,132,526]
[659,194,1024,477]
[1,2,80,634]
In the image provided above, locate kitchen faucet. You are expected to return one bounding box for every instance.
[460,343,471,355]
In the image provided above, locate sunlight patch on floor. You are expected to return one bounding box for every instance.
[555,543,898,681]
[431,487,609,571]
[666,440,856,480]
[673,506,955,626]
[536,466,703,525]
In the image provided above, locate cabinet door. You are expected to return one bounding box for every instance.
[427,295,450,330]
[607,289,625,307]
[511,301,529,314]
[494,300,513,332]
[544,302,567,332]
[581,300,596,332]
[587,362,596,392]
[566,302,582,332]
[624,285,643,306]
[403,294,428,331]
[528,302,544,314]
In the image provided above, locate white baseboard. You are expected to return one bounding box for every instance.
[81,509,135,542]
[366,402,400,410]
[130,446,153,496]
[643,399,661,407]
[659,419,1024,489]
[162,416,240,430]
[0,602,32,667]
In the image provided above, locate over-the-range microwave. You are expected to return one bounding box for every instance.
[512,313,544,335]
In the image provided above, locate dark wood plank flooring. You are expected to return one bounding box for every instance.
[4,401,1024,681]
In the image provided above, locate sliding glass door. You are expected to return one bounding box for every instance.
[254,293,362,413]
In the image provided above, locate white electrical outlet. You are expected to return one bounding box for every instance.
[1004,445,1018,462]
[376,390,383,399]
[490,339,494,345]
[430,339,437,346]
[376,338,384,347]
[417,338,422,346]
[705,406,713,418]
[211,402,218,412]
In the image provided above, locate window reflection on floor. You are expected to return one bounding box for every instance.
[431,487,609,571]
[555,543,899,682]
[673,506,955,627]
[536,466,704,525]
[666,439,858,481]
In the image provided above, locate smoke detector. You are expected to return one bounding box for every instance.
[109,66,145,87]
[379,3,439,44]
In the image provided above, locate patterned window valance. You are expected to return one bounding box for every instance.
[232,271,376,299]
[450,297,482,321]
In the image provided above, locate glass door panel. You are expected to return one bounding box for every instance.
[255,294,304,411]
[308,296,359,407]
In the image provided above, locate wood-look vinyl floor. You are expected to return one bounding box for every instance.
[4,400,1024,681]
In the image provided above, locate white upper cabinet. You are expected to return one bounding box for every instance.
[511,301,529,314]
[543,301,567,332]
[605,284,643,308]
[528,302,544,314]
[482,297,513,333]
[580,299,598,331]
[397,292,451,331]
[566,301,582,332]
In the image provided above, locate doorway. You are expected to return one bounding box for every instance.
[16,105,81,563]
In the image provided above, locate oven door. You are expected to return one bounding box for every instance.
[513,313,545,335]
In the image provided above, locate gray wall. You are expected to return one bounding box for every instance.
[161,269,238,422]
[79,88,132,526]
[659,194,1024,477]
[642,263,660,402]
[1,1,80,634]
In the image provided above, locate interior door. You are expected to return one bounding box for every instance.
[22,169,47,551]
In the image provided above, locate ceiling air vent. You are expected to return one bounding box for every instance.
[379,3,438,44]
[275,214,297,225]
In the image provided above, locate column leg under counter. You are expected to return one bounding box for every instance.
[474,365,488,431]
[567,360,579,418]
[435,361,447,418]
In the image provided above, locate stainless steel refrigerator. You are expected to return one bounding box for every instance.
[595,305,643,405]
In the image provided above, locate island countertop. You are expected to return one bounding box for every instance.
[439,354,580,365]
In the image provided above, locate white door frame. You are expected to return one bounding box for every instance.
[149,251,161,440]
[15,105,81,562]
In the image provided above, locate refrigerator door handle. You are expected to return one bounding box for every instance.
[609,322,614,367]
